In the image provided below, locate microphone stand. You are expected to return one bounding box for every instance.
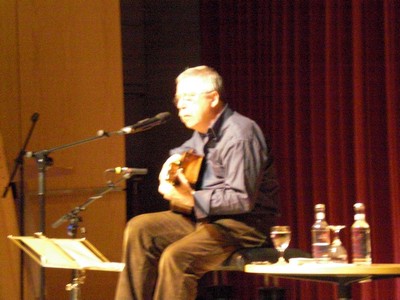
[2,112,39,300]
[26,128,122,300]
[22,112,168,300]
[52,171,140,300]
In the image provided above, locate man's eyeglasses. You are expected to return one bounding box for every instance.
[173,90,215,107]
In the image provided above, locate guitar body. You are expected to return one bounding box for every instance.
[167,150,203,214]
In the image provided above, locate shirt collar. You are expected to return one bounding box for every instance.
[204,105,233,140]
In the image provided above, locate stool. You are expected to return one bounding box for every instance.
[205,247,311,300]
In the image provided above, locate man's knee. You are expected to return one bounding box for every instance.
[125,213,155,235]
[126,213,149,226]
[123,214,159,251]
[159,242,190,271]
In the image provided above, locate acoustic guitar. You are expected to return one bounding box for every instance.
[166,150,203,214]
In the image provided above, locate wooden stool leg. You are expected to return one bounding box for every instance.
[259,275,285,300]
[206,271,233,300]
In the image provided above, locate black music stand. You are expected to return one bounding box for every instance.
[8,233,124,300]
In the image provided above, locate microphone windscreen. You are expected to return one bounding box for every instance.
[156,112,171,122]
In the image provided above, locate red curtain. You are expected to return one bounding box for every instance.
[200,1,400,299]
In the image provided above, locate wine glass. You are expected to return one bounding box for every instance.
[270,226,291,264]
[328,225,348,263]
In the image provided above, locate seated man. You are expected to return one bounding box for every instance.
[115,65,280,300]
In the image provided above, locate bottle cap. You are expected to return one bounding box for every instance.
[354,203,365,213]
[314,203,326,212]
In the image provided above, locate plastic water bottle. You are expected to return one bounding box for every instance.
[351,203,371,264]
[311,204,331,261]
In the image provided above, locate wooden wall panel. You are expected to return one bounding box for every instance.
[0,0,21,168]
[18,1,126,190]
[0,135,20,300]
[1,1,126,299]
[0,1,22,299]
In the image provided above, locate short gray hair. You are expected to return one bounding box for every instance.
[176,66,225,98]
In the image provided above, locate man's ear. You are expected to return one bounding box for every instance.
[210,91,220,108]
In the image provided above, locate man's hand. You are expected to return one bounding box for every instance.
[159,162,195,213]
[158,153,182,184]
[158,153,181,196]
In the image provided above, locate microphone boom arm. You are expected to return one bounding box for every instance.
[27,130,114,159]
[51,171,138,231]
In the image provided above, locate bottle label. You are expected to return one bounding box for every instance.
[312,229,331,259]
[312,230,330,243]
[312,243,330,259]
[354,214,366,221]
[352,228,371,258]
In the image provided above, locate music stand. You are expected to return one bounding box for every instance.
[8,233,124,300]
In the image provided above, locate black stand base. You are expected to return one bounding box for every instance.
[258,287,285,300]
[197,285,286,300]
[196,285,233,300]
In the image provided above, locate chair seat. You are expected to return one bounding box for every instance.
[218,247,311,271]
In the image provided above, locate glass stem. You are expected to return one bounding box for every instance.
[279,251,285,262]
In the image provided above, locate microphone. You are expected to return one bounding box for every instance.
[25,151,34,158]
[105,167,148,176]
[31,112,39,122]
[120,112,171,134]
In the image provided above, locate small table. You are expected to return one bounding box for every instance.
[245,262,400,299]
